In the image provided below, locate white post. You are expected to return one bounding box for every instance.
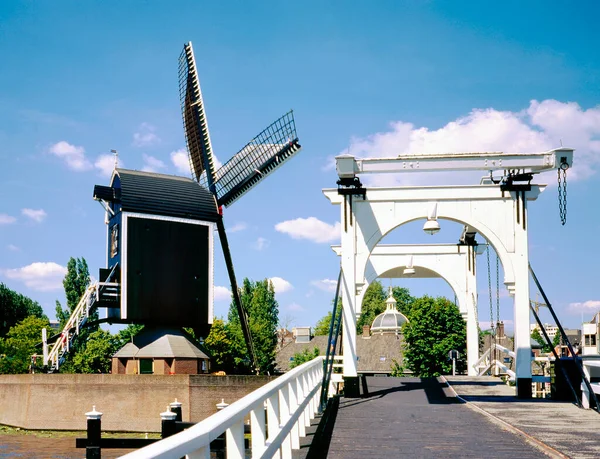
[266,393,281,459]
[466,258,479,376]
[296,376,307,435]
[225,420,244,459]
[513,193,533,398]
[340,195,358,381]
[250,403,266,457]
[288,381,300,449]
[279,385,292,459]
[42,328,48,366]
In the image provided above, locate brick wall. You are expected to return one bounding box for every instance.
[0,374,275,432]
[174,358,198,375]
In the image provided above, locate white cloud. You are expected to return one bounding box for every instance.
[228,222,248,233]
[141,154,166,173]
[94,154,119,178]
[269,277,293,294]
[214,285,232,302]
[7,244,20,251]
[569,300,600,313]
[275,217,340,244]
[342,100,600,186]
[0,214,16,225]
[254,237,270,251]
[48,141,92,171]
[3,262,67,291]
[311,279,337,293]
[133,123,160,147]
[171,149,191,176]
[21,208,47,223]
[286,302,306,312]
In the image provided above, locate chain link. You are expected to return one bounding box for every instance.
[558,167,568,225]
[496,251,500,331]
[486,245,495,336]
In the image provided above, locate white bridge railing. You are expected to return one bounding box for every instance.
[120,356,326,459]
[474,343,516,380]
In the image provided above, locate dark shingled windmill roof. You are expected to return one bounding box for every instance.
[110,169,219,222]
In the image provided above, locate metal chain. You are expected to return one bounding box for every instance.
[496,251,500,331]
[486,245,495,336]
[558,167,568,225]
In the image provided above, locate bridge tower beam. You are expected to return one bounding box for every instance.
[325,184,543,399]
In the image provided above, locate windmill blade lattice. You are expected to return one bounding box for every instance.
[179,42,217,187]
[209,111,301,207]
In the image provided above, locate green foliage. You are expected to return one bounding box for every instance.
[390,358,405,377]
[356,281,387,333]
[226,278,280,374]
[0,316,50,374]
[117,324,144,346]
[0,283,46,337]
[314,312,333,336]
[54,257,97,368]
[290,347,319,369]
[203,318,235,372]
[531,328,561,353]
[356,282,414,333]
[402,295,466,377]
[68,329,120,374]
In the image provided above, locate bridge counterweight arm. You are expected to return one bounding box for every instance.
[336,148,574,178]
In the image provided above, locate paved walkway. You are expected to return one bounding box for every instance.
[298,376,600,459]
[444,375,600,459]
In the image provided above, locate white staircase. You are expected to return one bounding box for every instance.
[42,266,119,372]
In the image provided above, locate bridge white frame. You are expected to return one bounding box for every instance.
[332,243,480,375]
[324,182,548,396]
[120,357,324,459]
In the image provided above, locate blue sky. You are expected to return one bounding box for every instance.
[1,1,599,334]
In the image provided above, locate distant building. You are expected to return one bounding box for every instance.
[112,328,211,375]
[276,289,407,375]
[582,313,599,355]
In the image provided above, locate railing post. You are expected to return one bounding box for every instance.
[170,399,183,422]
[300,373,311,428]
[267,393,281,459]
[294,375,306,436]
[85,406,102,459]
[289,380,300,449]
[279,384,292,459]
[160,406,178,438]
[226,419,244,459]
[250,402,266,457]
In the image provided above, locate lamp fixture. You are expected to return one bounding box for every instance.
[423,202,441,235]
[403,255,416,276]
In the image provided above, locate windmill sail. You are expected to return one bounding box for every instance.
[212,111,301,207]
[179,42,217,187]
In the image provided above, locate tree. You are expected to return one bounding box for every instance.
[227,278,279,374]
[356,281,387,333]
[314,311,333,336]
[117,324,144,347]
[68,329,120,373]
[203,318,235,373]
[531,328,561,353]
[0,283,46,337]
[0,316,50,374]
[356,282,414,333]
[402,295,467,377]
[55,257,93,330]
[290,347,319,369]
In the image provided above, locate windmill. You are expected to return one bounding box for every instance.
[179,42,302,372]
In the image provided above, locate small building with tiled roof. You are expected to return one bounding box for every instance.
[112,328,211,375]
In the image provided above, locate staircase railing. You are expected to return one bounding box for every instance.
[42,264,120,372]
[119,356,324,459]
[320,269,343,410]
[474,343,516,379]
[44,283,98,371]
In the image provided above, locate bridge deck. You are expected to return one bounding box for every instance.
[298,376,599,458]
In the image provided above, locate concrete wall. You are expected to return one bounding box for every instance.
[0,374,274,432]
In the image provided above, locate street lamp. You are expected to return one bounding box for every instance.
[423,202,440,235]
